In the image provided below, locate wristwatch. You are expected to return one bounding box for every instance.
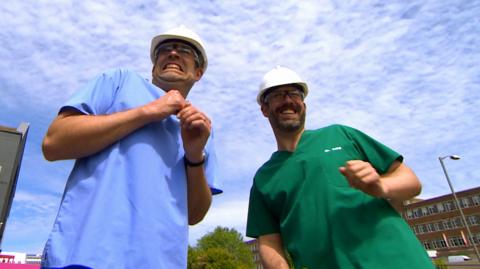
[184,153,206,167]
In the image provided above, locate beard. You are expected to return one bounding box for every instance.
[269,104,306,133]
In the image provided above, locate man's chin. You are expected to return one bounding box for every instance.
[158,74,184,82]
[277,121,303,132]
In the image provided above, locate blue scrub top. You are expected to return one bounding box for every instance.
[42,69,221,269]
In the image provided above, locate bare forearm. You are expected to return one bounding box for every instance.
[186,164,212,225]
[381,163,422,202]
[261,257,290,269]
[42,108,153,161]
[259,234,290,269]
[43,90,188,161]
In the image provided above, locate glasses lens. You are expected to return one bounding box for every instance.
[288,91,303,100]
[176,44,194,55]
[267,90,303,102]
[157,43,194,56]
[155,43,200,67]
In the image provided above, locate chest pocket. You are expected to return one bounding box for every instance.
[302,143,362,188]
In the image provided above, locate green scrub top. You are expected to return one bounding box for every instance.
[246,125,434,269]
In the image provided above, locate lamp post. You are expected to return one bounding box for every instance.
[439,155,480,262]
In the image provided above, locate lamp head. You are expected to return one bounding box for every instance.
[450,155,461,160]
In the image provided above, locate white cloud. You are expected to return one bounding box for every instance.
[1,0,479,253]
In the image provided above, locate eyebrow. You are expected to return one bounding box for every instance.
[154,40,202,67]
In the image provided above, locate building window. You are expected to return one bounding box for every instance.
[468,215,479,226]
[474,233,480,244]
[415,208,424,218]
[469,234,480,244]
[406,210,413,219]
[422,207,428,216]
[449,236,466,247]
[443,201,455,212]
[473,195,480,206]
[437,203,445,212]
[427,205,438,215]
[436,222,444,231]
[460,197,471,208]
[443,220,453,230]
[453,217,464,228]
[432,239,447,249]
[423,241,432,249]
[417,225,425,234]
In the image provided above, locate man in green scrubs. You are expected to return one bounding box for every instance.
[246,66,435,269]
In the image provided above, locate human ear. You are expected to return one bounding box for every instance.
[261,104,269,117]
[194,68,204,81]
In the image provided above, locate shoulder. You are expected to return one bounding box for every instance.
[252,152,288,188]
[304,124,355,137]
[316,124,366,136]
[95,68,145,82]
[254,160,273,177]
[314,124,356,132]
[252,157,276,184]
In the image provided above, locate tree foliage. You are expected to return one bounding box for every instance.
[433,258,448,269]
[188,226,254,269]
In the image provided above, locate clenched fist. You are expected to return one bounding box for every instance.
[142,90,186,122]
[177,103,211,163]
[339,160,388,198]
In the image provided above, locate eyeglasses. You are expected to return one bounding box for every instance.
[265,89,305,103]
[155,42,201,67]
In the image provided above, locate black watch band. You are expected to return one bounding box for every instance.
[184,154,205,167]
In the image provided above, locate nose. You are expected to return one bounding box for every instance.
[167,49,180,56]
[166,49,181,60]
[282,93,295,102]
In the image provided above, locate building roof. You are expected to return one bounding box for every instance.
[404,186,480,208]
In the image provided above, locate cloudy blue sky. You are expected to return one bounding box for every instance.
[1,0,479,253]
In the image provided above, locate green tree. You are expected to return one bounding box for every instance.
[433,258,448,269]
[188,226,255,269]
[189,247,241,269]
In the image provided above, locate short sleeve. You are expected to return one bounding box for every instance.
[246,181,280,238]
[342,125,403,174]
[204,129,222,195]
[60,69,125,115]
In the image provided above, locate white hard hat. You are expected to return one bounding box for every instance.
[150,25,208,71]
[257,66,308,105]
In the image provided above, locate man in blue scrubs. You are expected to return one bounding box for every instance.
[41,26,221,269]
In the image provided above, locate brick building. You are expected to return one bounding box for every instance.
[399,186,480,258]
[245,239,263,269]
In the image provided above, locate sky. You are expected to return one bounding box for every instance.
[1,0,479,254]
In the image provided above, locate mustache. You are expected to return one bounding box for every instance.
[275,103,300,113]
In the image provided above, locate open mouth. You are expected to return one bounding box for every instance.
[277,104,298,115]
[163,63,183,72]
[280,108,297,115]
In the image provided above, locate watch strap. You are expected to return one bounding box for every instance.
[184,154,205,167]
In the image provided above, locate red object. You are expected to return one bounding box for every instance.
[0,264,40,269]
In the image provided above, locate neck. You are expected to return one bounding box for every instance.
[274,128,305,152]
[152,77,192,98]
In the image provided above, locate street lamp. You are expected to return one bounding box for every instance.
[438,155,480,262]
